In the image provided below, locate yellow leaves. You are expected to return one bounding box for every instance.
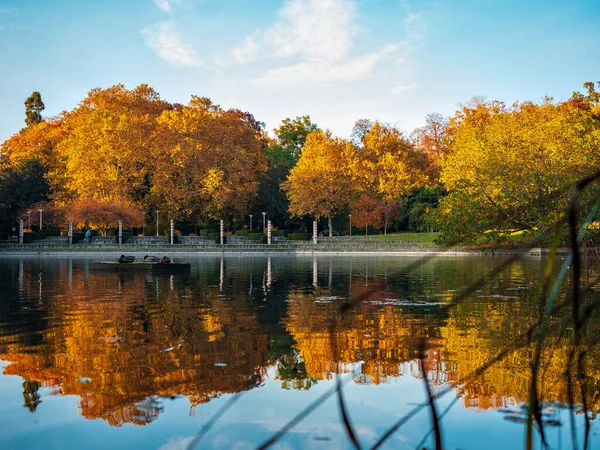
[201,168,224,196]
[283,131,354,219]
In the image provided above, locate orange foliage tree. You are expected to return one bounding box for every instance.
[65,198,143,234]
[151,96,267,224]
[350,194,383,235]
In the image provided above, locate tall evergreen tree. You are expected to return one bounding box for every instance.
[24,91,45,126]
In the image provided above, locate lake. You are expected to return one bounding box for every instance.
[0,254,598,449]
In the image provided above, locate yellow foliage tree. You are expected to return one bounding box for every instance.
[57,84,171,205]
[437,97,600,244]
[282,131,354,234]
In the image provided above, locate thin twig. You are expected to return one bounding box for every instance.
[186,393,243,450]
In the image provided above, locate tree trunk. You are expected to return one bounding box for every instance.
[385,218,388,235]
[328,216,332,237]
[365,223,368,236]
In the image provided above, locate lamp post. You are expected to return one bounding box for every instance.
[349,214,352,237]
[249,214,253,231]
[155,210,160,237]
[39,209,43,230]
[27,210,31,229]
[262,212,266,231]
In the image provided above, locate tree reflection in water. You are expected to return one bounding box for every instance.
[0,255,599,441]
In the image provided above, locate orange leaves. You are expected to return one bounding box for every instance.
[65,198,143,234]
[350,194,383,231]
[151,100,266,222]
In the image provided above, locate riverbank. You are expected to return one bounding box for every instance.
[0,244,576,258]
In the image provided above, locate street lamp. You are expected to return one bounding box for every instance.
[155,210,160,237]
[262,212,266,231]
[39,209,43,230]
[27,210,31,229]
[249,214,253,231]
[349,214,352,237]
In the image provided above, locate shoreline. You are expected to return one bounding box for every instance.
[0,246,576,258]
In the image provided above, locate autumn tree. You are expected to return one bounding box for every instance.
[350,122,431,233]
[350,194,383,235]
[57,84,172,205]
[151,96,266,224]
[256,116,320,228]
[0,118,69,201]
[411,112,449,180]
[436,92,600,245]
[24,92,45,127]
[283,131,354,235]
[65,197,143,235]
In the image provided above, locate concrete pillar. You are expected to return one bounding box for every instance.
[170,220,174,245]
[118,219,122,245]
[220,220,224,245]
[19,220,23,245]
[68,220,73,245]
[313,221,317,244]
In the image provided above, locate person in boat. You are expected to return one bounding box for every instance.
[161,256,171,264]
[143,255,160,263]
[118,255,135,263]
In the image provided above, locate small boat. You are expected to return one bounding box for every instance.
[91,261,191,272]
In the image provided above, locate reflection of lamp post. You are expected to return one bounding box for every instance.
[27,210,31,229]
[39,209,43,230]
[262,212,266,231]
[155,210,160,237]
[349,214,352,237]
[249,214,253,231]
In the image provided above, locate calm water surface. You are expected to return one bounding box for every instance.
[0,255,598,449]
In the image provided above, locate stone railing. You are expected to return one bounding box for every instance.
[178,236,210,245]
[127,236,167,245]
[77,236,116,245]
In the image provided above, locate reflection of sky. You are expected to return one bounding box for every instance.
[0,362,588,450]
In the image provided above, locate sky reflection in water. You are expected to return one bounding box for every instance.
[0,255,596,449]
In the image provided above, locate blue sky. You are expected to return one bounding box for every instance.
[0,0,599,143]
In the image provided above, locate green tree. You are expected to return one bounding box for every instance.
[24,92,45,127]
[0,158,50,231]
[256,116,319,229]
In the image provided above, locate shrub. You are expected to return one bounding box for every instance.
[248,232,263,241]
[288,232,310,241]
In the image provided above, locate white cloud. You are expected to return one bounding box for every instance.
[232,0,357,64]
[229,0,424,89]
[141,22,202,67]
[255,44,400,88]
[153,0,179,14]
[390,83,417,94]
